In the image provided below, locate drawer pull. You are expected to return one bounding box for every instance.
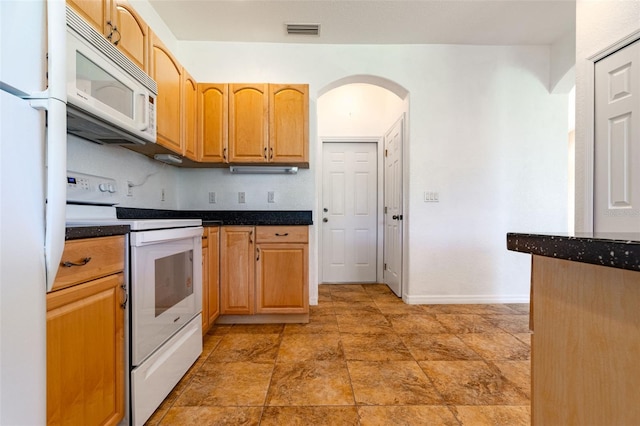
[275,233,289,237]
[61,257,92,267]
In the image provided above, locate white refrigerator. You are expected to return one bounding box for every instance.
[0,0,67,423]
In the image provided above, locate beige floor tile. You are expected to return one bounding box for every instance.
[505,303,530,314]
[420,360,529,405]
[266,360,354,406]
[260,406,359,426]
[207,324,233,335]
[375,302,427,315]
[227,324,284,334]
[358,406,459,426]
[207,333,281,362]
[513,333,531,346]
[332,291,374,302]
[159,406,262,425]
[283,315,340,334]
[175,362,273,406]
[453,405,531,425]
[435,314,503,334]
[341,333,413,361]
[485,315,532,333]
[277,333,344,361]
[388,314,449,334]
[458,333,530,361]
[333,301,382,315]
[328,284,366,293]
[362,284,395,295]
[401,333,481,361]
[336,313,394,334]
[492,361,531,398]
[310,304,336,316]
[348,361,443,405]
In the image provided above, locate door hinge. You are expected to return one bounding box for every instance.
[384,263,387,270]
[384,206,388,214]
[385,149,388,157]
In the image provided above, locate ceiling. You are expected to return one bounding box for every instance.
[147,0,576,46]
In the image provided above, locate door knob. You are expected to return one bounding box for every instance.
[323,208,328,212]
[323,218,328,223]
[392,215,399,220]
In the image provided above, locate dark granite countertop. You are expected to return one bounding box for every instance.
[507,232,640,272]
[66,225,130,240]
[116,208,313,226]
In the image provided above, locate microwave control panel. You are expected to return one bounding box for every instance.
[67,171,118,205]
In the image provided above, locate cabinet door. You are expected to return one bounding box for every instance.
[269,84,309,164]
[47,273,125,426]
[202,245,209,333]
[207,227,220,323]
[220,227,255,315]
[112,0,148,71]
[150,31,183,153]
[256,243,308,314]
[67,0,112,35]
[228,84,268,163]
[183,70,198,160]
[198,83,228,163]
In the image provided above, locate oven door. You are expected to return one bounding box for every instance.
[130,226,202,366]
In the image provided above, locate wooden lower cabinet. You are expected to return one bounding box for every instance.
[47,273,125,426]
[218,225,309,322]
[202,227,220,334]
[220,226,255,315]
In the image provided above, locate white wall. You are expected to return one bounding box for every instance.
[175,41,568,303]
[574,0,640,232]
[317,83,405,137]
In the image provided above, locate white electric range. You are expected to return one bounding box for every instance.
[66,171,203,426]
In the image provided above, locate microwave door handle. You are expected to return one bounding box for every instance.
[136,91,149,132]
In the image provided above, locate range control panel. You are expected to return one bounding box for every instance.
[67,171,118,205]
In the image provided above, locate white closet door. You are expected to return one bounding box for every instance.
[594,40,640,232]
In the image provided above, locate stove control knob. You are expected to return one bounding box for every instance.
[99,183,108,192]
[107,184,116,193]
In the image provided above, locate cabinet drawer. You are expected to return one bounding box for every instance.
[256,226,308,243]
[52,235,125,291]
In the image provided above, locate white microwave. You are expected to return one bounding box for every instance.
[65,6,156,145]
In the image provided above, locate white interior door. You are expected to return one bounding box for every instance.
[594,40,640,231]
[322,142,377,283]
[383,118,404,297]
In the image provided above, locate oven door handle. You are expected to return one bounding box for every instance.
[129,226,203,246]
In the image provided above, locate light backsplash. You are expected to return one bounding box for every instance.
[66,135,180,210]
[67,135,314,212]
[177,168,314,210]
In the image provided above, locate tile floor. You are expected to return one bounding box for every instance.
[145,284,531,425]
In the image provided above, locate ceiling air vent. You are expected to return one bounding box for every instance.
[286,23,320,36]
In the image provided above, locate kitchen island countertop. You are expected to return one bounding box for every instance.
[507,232,640,272]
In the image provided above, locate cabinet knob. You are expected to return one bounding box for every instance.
[323,218,328,223]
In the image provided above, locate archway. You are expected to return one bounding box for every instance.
[316,75,409,297]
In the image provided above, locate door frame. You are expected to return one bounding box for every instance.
[318,137,384,284]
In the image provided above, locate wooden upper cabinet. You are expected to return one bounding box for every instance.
[269,84,309,164]
[66,0,112,35]
[150,31,183,153]
[183,70,198,160]
[198,83,228,163]
[228,84,268,163]
[112,0,148,71]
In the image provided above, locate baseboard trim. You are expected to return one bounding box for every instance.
[403,294,530,305]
